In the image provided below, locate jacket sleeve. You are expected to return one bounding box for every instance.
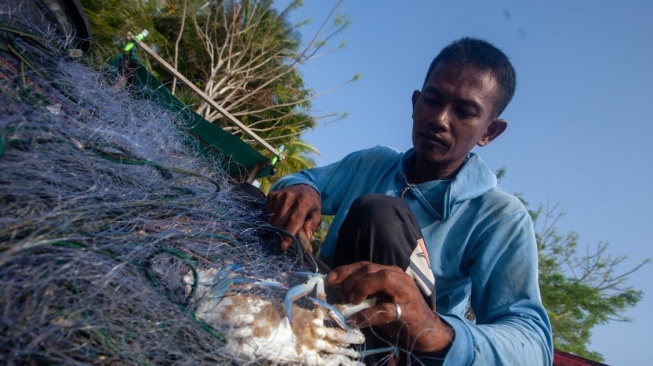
[270,148,368,215]
[424,209,553,366]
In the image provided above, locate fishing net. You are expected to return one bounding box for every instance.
[0,7,313,365]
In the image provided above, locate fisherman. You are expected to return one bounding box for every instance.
[266,37,553,365]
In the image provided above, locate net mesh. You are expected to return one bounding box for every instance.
[0,10,306,365]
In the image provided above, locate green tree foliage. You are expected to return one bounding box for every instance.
[532,201,649,361]
[82,0,355,186]
[151,0,355,188]
[257,137,317,192]
[81,0,167,64]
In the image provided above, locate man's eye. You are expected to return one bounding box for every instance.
[457,108,476,118]
[423,96,439,105]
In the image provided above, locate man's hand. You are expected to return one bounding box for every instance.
[265,184,321,251]
[326,262,454,354]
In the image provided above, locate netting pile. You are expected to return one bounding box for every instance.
[0,12,307,365]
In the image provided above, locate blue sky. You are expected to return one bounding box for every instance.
[275,0,653,364]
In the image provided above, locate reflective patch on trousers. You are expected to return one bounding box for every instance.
[406,238,436,308]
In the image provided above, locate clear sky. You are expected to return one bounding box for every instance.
[275,0,653,364]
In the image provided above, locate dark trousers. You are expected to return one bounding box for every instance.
[333,193,436,305]
[333,193,436,365]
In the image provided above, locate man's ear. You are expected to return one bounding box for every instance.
[477,119,508,146]
[411,90,421,108]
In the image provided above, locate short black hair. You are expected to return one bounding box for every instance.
[424,37,516,117]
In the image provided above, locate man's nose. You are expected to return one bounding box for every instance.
[428,106,450,130]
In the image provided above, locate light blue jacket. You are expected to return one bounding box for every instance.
[271,146,553,365]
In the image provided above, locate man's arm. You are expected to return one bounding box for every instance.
[266,149,369,249]
[438,209,553,366]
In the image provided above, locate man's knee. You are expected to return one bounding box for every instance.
[348,193,410,225]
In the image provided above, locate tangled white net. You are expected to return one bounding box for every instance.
[0,7,386,365]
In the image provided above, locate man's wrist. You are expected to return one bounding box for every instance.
[415,315,455,354]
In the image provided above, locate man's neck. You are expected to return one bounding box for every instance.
[408,157,463,184]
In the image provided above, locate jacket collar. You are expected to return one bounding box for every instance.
[399,149,497,219]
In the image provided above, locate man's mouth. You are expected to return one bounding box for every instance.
[418,132,448,149]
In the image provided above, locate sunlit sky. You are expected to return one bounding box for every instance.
[275,1,653,364]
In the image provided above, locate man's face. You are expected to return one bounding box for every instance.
[411,62,505,179]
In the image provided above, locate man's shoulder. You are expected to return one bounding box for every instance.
[479,186,529,215]
[357,145,403,159]
[341,145,405,166]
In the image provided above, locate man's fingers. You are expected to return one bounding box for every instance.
[276,215,315,252]
[279,237,293,251]
[265,185,321,252]
[351,302,401,328]
[305,209,321,232]
[348,269,407,304]
[326,262,371,286]
[327,263,406,303]
[327,262,403,287]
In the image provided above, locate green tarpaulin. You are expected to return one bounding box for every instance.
[109,53,275,181]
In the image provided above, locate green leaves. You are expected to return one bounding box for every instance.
[84,1,355,186]
[533,202,649,362]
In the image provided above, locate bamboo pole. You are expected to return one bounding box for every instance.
[126,32,279,157]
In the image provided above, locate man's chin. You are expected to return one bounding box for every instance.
[414,149,448,164]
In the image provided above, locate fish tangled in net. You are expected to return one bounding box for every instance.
[0,8,379,365]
